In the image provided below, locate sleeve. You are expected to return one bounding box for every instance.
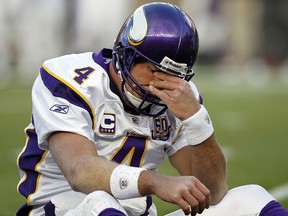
[32,69,95,150]
[165,126,188,156]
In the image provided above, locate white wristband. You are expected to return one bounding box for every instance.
[182,105,214,145]
[110,165,146,200]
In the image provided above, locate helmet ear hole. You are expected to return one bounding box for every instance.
[113,46,125,75]
[115,46,124,61]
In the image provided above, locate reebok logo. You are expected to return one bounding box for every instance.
[50,104,69,114]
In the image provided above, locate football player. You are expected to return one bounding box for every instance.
[17,2,288,216]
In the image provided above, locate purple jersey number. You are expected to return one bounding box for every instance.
[73,67,95,84]
[110,136,147,167]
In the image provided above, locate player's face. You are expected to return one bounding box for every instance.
[125,61,162,98]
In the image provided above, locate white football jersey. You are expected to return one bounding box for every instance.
[16,49,201,215]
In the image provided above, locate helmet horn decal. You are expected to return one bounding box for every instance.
[128,6,147,46]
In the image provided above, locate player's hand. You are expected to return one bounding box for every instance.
[149,72,200,120]
[139,172,210,215]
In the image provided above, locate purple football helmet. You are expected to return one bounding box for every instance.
[112,2,199,117]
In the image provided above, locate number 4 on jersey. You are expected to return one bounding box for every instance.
[73,67,95,84]
[110,136,148,167]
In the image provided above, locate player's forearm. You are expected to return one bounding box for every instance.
[138,170,160,196]
[48,132,117,195]
[66,155,118,194]
[190,134,228,204]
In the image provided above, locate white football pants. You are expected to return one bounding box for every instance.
[38,184,274,216]
[165,184,275,216]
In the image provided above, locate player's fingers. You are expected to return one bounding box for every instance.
[148,85,171,103]
[149,79,179,91]
[194,179,211,209]
[153,71,183,82]
[149,74,189,92]
[181,191,199,215]
[177,199,191,215]
[149,85,184,105]
[187,187,208,214]
[149,79,193,103]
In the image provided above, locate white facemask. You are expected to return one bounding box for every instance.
[123,85,151,109]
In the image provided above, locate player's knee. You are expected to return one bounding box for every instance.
[230,184,274,203]
[79,191,127,215]
[226,184,275,213]
[85,190,112,202]
[164,185,277,216]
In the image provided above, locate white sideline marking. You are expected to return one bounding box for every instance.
[269,183,288,201]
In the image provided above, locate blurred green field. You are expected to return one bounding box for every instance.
[0,69,288,215]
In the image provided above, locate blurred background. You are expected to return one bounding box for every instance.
[1,0,288,84]
[0,0,287,215]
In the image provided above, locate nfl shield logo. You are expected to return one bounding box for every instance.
[120,178,128,189]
